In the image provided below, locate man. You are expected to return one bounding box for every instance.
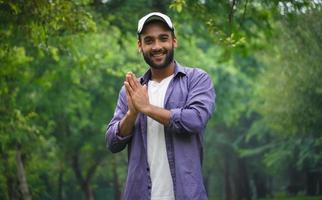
[106,12,215,200]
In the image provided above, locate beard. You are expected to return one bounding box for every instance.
[142,47,174,69]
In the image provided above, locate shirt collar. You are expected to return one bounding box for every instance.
[140,61,186,84]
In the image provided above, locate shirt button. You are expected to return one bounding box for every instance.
[148,186,151,190]
[146,167,150,171]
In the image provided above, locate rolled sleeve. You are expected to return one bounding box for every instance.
[167,70,215,135]
[106,87,132,153]
[109,121,132,143]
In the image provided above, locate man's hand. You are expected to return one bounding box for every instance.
[117,72,141,137]
[124,74,138,117]
[124,72,171,125]
[124,72,150,114]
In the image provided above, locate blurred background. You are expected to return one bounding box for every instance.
[0,0,321,200]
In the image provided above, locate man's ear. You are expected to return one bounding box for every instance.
[173,37,178,48]
[137,40,142,53]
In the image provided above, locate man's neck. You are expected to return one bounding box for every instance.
[150,61,175,82]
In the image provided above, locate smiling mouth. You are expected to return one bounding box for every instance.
[152,53,164,58]
[151,51,166,58]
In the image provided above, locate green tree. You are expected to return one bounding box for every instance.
[0,1,95,199]
[255,7,322,196]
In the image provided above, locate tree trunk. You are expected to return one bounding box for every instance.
[224,156,232,200]
[112,156,121,200]
[2,151,18,200]
[229,168,238,200]
[235,158,251,200]
[58,167,64,200]
[16,148,32,200]
[82,182,94,200]
[223,150,251,200]
[253,172,268,198]
[71,153,101,200]
[307,171,318,196]
[318,170,322,195]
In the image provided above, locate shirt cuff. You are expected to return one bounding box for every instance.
[169,108,181,126]
[114,121,132,142]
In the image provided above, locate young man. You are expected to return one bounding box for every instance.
[106,12,215,200]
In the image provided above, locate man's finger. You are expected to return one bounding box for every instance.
[126,73,131,83]
[125,85,131,98]
[128,73,137,89]
[124,81,134,95]
[126,74,135,89]
[131,73,140,87]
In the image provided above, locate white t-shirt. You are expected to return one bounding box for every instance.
[147,74,175,200]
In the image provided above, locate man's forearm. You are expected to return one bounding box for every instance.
[142,105,171,126]
[118,111,138,137]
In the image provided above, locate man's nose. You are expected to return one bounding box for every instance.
[152,40,162,50]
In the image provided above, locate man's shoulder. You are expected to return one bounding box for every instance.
[179,64,209,78]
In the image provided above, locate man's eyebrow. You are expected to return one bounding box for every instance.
[142,35,153,39]
[159,34,169,38]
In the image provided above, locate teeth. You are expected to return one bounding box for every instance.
[152,53,164,57]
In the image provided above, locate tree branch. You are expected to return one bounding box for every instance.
[85,158,103,182]
[228,0,237,25]
[71,154,84,185]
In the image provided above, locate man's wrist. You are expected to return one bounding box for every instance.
[141,104,152,116]
[127,110,138,119]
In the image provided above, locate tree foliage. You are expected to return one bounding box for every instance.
[1,0,321,199]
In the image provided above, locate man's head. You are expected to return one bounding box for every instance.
[137,12,177,70]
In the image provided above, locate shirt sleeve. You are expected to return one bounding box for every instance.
[167,70,215,135]
[106,86,133,153]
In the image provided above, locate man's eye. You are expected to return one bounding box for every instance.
[160,37,168,41]
[144,39,153,44]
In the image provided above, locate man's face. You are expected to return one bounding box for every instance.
[138,21,177,69]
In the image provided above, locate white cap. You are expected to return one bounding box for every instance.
[137,12,174,34]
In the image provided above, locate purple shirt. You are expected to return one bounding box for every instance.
[106,62,215,200]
